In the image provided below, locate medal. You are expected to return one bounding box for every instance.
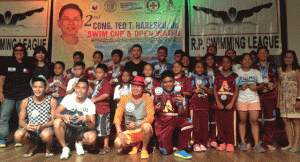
[221,94,227,101]
[113,78,119,83]
[52,92,59,98]
[263,78,269,84]
[132,71,138,76]
[94,80,99,85]
[155,87,163,95]
[125,103,135,112]
[174,81,178,86]
[112,73,117,78]
[145,77,152,84]
[175,85,181,92]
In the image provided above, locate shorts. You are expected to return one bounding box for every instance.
[65,124,93,142]
[237,101,261,111]
[20,127,53,145]
[114,123,153,145]
[96,112,111,137]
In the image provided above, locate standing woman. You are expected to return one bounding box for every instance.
[253,47,278,150]
[278,50,300,152]
[0,43,34,147]
[32,46,54,80]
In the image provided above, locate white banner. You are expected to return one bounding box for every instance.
[0,0,51,56]
[189,0,282,57]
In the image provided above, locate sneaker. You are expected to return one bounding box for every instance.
[60,147,70,160]
[199,144,207,151]
[239,142,249,151]
[193,144,201,152]
[0,140,6,148]
[253,144,265,153]
[174,150,192,159]
[15,142,23,147]
[75,142,85,155]
[141,150,149,159]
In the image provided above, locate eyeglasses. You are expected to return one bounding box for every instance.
[14,49,24,52]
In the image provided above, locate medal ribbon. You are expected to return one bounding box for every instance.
[92,79,105,98]
[112,64,121,78]
[258,62,270,79]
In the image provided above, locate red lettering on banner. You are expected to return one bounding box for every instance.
[156,30,180,37]
[134,30,154,37]
[110,31,125,37]
[87,31,108,37]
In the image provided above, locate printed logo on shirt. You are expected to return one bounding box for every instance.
[239,75,256,85]
[23,68,30,73]
[163,100,174,112]
[220,81,230,92]
[8,67,16,72]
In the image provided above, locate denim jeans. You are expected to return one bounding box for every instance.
[0,98,23,140]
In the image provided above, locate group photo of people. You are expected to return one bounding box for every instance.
[1,41,300,161]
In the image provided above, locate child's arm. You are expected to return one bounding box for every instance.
[213,84,224,110]
[91,93,110,103]
[226,85,239,110]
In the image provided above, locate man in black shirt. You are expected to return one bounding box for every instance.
[124,44,147,77]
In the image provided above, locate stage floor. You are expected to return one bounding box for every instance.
[1,134,300,162]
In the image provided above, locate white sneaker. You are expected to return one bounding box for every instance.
[60,147,70,160]
[75,142,85,155]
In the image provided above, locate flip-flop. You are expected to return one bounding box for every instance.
[267,145,276,151]
[281,146,292,151]
[289,146,300,153]
[22,150,35,158]
[45,151,55,158]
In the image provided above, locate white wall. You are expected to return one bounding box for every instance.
[287,0,300,56]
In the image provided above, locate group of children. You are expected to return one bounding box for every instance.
[27,43,300,159]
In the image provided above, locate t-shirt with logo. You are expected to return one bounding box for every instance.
[236,69,263,103]
[0,58,34,100]
[61,94,96,127]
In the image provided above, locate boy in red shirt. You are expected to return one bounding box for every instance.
[91,63,112,154]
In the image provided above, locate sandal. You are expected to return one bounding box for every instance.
[210,141,218,148]
[200,144,207,151]
[217,143,226,151]
[193,144,201,152]
[22,149,35,158]
[226,144,234,152]
[267,145,276,151]
[99,146,111,155]
[289,146,300,153]
[45,151,55,158]
[281,146,292,151]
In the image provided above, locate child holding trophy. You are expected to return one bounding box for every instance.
[47,61,69,105]
[143,63,161,97]
[189,61,211,152]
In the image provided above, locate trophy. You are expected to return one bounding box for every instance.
[132,71,138,77]
[145,77,152,90]
[174,85,181,97]
[125,103,136,125]
[263,77,272,90]
[155,64,160,75]
[121,89,129,96]
[31,110,39,126]
[196,80,205,98]
[155,87,165,107]
[112,73,118,83]
[52,80,60,98]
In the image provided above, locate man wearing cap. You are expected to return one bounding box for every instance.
[14,75,56,158]
[114,75,154,159]
[152,46,173,80]
[153,70,193,159]
[53,78,97,160]
[124,44,147,77]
